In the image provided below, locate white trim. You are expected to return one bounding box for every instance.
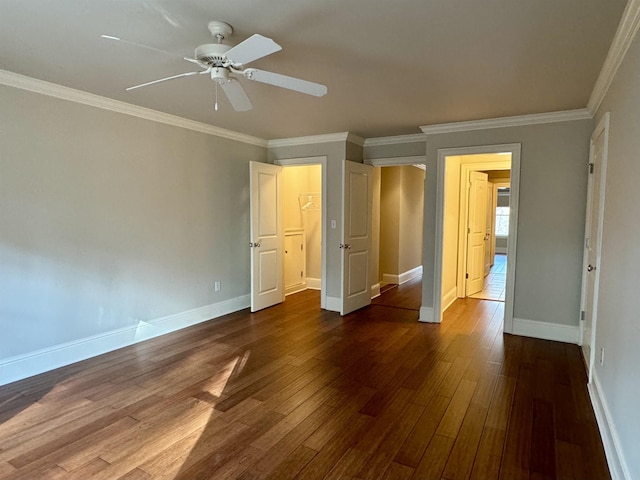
[268,132,351,148]
[382,274,398,285]
[365,155,427,167]
[442,286,458,313]
[274,156,328,310]
[589,372,632,480]
[419,306,436,323]
[306,277,321,290]
[371,283,381,299]
[0,69,266,147]
[588,0,640,114]
[420,109,592,135]
[512,318,580,344]
[285,283,307,296]
[363,133,427,147]
[325,296,341,312]
[382,265,423,286]
[434,143,520,333]
[0,295,250,387]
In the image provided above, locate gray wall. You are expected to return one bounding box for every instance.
[0,84,266,360]
[592,29,640,480]
[364,140,426,160]
[422,120,593,326]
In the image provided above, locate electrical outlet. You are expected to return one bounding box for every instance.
[214,281,221,292]
[600,347,605,366]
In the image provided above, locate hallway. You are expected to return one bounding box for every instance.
[469,254,507,302]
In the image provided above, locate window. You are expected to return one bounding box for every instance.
[495,207,509,236]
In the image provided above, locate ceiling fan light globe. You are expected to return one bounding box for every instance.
[211,67,229,83]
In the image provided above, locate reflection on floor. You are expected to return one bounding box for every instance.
[469,254,506,301]
[373,275,422,311]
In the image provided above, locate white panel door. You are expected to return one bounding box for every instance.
[581,120,608,380]
[250,162,284,312]
[341,161,373,315]
[466,171,488,295]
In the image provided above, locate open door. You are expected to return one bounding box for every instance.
[250,162,284,312]
[581,115,608,381]
[466,171,488,295]
[484,183,494,275]
[341,161,373,315]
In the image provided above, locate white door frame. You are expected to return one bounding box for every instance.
[579,113,610,381]
[434,144,521,333]
[274,156,328,309]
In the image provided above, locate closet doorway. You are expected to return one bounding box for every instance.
[276,157,327,308]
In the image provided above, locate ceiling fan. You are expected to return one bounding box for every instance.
[102,21,327,112]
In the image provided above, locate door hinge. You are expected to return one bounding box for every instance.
[580,310,585,321]
[589,163,594,174]
[300,244,303,251]
[301,270,303,278]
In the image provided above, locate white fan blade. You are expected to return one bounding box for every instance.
[101,34,204,67]
[220,79,253,111]
[225,34,281,66]
[244,69,327,97]
[126,70,206,91]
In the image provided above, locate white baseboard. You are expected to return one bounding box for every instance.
[325,296,341,312]
[306,277,321,290]
[589,371,631,480]
[442,286,458,312]
[382,265,423,286]
[0,294,250,387]
[419,306,438,323]
[512,317,580,344]
[371,283,381,299]
[285,282,307,296]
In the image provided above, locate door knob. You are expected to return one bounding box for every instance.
[587,264,596,272]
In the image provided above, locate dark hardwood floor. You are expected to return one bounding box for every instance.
[0,279,610,479]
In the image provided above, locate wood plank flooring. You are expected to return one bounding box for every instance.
[0,279,610,479]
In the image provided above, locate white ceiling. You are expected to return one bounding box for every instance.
[0,0,627,140]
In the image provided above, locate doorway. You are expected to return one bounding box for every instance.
[434,144,521,333]
[275,156,328,309]
[467,178,511,301]
[282,165,323,298]
[376,164,425,302]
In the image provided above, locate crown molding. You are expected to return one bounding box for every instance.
[364,155,427,167]
[363,133,427,147]
[0,69,267,147]
[420,109,592,135]
[588,0,640,114]
[267,132,354,148]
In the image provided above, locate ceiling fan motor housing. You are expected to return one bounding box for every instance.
[195,43,232,67]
